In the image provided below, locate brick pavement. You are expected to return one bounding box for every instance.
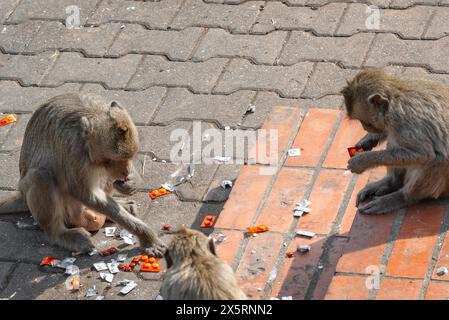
[0,0,448,300]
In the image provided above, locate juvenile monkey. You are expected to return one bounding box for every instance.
[341,68,449,215]
[160,227,246,300]
[0,93,165,256]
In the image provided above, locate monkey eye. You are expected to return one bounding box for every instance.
[117,127,128,135]
[103,159,112,165]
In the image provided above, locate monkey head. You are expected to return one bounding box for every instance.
[164,227,216,268]
[341,68,393,134]
[82,101,139,181]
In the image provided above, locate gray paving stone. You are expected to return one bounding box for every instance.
[0,262,14,291]
[81,84,166,125]
[28,22,122,57]
[108,25,204,60]
[0,151,20,189]
[138,122,193,160]
[0,81,81,113]
[8,0,99,24]
[214,59,314,98]
[193,29,287,65]
[171,0,262,33]
[389,0,438,8]
[0,114,30,153]
[0,21,42,53]
[88,0,183,29]
[127,56,227,93]
[423,7,449,39]
[102,273,161,300]
[0,52,58,86]
[282,0,393,7]
[400,67,449,85]
[252,2,345,35]
[364,34,449,73]
[0,0,19,23]
[153,88,255,128]
[203,164,241,202]
[41,52,142,89]
[279,32,375,68]
[337,4,433,39]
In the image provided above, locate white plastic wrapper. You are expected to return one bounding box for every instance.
[100,272,114,283]
[85,285,97,298]
[120,281,137,295]
[105,227,117,237]
[93,262,108,272]
[287,148,301,157]
[296,230,316,238]
[107,261,120,274]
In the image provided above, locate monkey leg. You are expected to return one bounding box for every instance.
[20,168,95,253]
[358,190,412,215]
[356,168,404,206]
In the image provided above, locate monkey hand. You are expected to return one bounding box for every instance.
[347,154,370,174]
[355,134,379,151]
[114,179,137,195]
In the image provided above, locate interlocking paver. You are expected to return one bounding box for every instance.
[214,59,314,98]
[128,56,227,93]
[41,53,141,89]
[279,32,374,68]
[337,4,434,39]
[0,0,19,23]
[0,21,42,53]
[424,7,449,39]
[193,29,287,65]
[252,2,345,34]
[376,279,422,300]
[324,275,369,300]
[108,26,204,60]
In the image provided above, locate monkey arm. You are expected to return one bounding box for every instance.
[348,148,435,174]
[355,133,387,151]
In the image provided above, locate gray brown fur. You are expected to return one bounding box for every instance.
[160,227,246,300]
[341,68,449,215]
[0,93,165,256]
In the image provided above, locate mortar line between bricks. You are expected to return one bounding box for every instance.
[419,205,449,299]
[273,30,291,66]
[262,111,345,299]
[360,33,377,67]
[304,173,360,300]
[230,108,307,274]
[167,0,188,28]
[210,58,232,94]
[147,87,170,125]
[248,1,267,34]
[334,271,428,282]
[333,3,349,36]
[420,7,437,39]
[4,0,22,22]
[369,208,406,300]
[0,261,18,295]
[187,28,209,61]
[124,54,146,90]
[36,51,61,86]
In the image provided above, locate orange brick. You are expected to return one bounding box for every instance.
[297,169,352,235]
[431,227,449,281]
[336,210,395,274]
[215,165,272,230]
[236,232,284,299]
[386,204,446,278]
[312,237,347,300]
[285,109,340,168]
[271,236,326,300]
[338,166,386,236]
[376,279,422,300]
[253,106,303,165]
[214,229,243,266]
[256,167,313,233]
[425,281,449,300]
[322,116,366,169]
[324,275,369,300]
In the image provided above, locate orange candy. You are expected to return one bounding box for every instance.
[246,225,269,234]
[0,115,16,127]
[286,252,294,258]
[162,224,170,231]
[140,262,161,273]
[347,147,365,158]
[201,215,216,228]
[149,188,171,199]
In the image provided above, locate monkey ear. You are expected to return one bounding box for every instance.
[110,101,123,110]
[368,94,389,112]
[208,237,217,256]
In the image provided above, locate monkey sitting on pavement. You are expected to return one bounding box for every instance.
[341,68,449,215]
[0,93,165,256]
[160,227,246,300]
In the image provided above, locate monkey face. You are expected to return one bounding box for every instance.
[103,159,133,181]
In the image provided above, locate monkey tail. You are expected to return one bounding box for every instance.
[0,191,29,214]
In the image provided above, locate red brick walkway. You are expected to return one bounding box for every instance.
[212,106,449,300]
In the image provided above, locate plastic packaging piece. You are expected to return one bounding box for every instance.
[298,244,311,253]
[287,148,301,157]
[99,247,118,257]
[93,262,108,272]
[140,262,161,273]
[120,281,137,295]
[201,215,216,228]
[40,256,60,266]
[347,147,365,158]
[220,180,233,189]
[149,187,172,199]
[246,225,269,234]
[0,114,16,127]
[296,230,316,238]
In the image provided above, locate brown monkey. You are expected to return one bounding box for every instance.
[160,227,246,300]
[341,68,449,215]
[0,93,165,256]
